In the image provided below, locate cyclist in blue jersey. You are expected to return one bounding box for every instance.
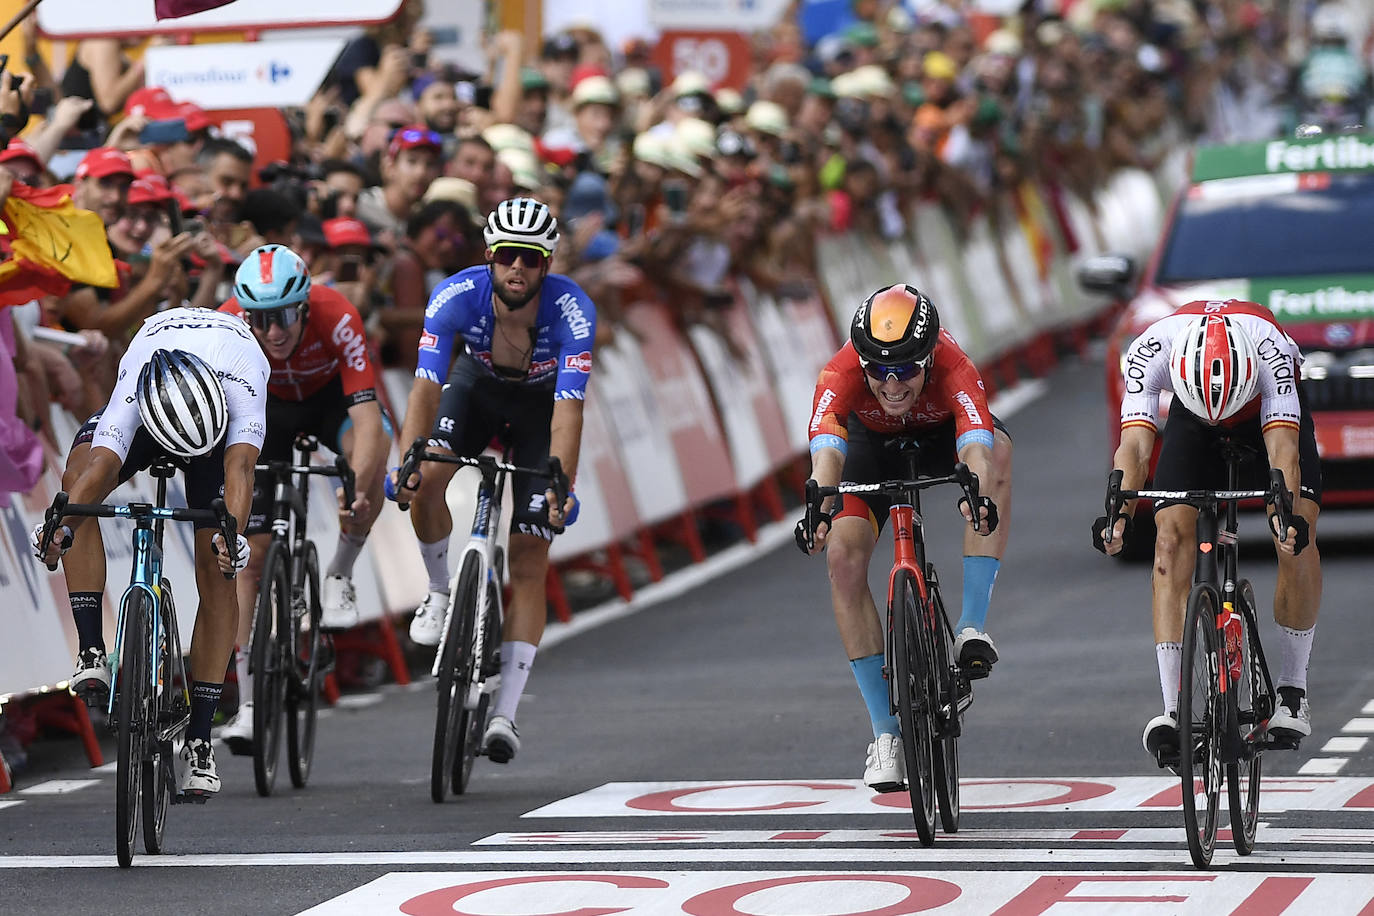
[388,197,594,764]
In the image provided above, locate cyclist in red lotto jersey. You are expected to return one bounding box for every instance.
[216,244,392,754]
[796,285,1012,793]
[1094,299,1321,764]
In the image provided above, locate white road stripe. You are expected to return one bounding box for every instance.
[1363,699,1374,715]
[1299,758,1349,775]
[333,694,383,709]
[477,827,1374,847]
[1342,718,1374,734]
[0,801,22,812]
[1322,737,1368,753]
[6,847,1374,869]
[18,779,102,795]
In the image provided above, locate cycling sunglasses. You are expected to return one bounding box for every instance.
[245,305,302,332]
[491,245,549,269]
[860,357,928,382]
[394,126,443,147]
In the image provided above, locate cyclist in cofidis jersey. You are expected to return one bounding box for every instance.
[1094,300,1321,765]
[32,311,270,798]
[795,285,1011,793]
[388,197,592,765]
[216,245,392,755]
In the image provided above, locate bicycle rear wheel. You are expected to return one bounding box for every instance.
[1179,585,1223,869]
[891,569,937,846]
[251,542,291,797]
[286,541,323,789]
[142,586,175,855]
[116,592,149,869]
[1228,579,1264,855]
[432,553,480,803]
[928,576,960,834]
[453,576,499,795]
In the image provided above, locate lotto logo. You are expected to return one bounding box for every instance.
[419,331,439,351]
[564,351,592,374]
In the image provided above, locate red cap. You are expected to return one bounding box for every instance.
[172,101,213,133]
[128,173,175,206]
[75,147,136,180]
[387,123,443,157]
[569,64,610,90]
[125,86,174,119]
[0,138,43,169]
[322,217,375,249]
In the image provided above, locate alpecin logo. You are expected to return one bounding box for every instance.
[564,351,592,373]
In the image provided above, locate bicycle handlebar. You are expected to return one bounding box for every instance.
[1104,467,1292,546]
[804,463,982,547]
[39,492,240,578]
[254,456,356,513]
[395,438,569,530]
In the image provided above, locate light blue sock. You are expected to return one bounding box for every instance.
[850,654,900,738]
[957,556,1001,633]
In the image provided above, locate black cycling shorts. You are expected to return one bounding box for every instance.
[833,414,1010,532]
[246,376,394,534]
[432,355,559,541]
[1152,390,1322,511]
[73,412,227,530]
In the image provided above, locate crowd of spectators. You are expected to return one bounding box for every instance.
[0,0,1371,487]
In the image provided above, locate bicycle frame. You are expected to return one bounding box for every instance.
[258,436,353,613]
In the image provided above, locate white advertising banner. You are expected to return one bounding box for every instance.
[648,0,791,31]
[145,40,346,110]
[38,0,402,38]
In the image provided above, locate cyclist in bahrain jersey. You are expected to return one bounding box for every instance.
[215,244,392,754]
[795,285,1011,792]
[1094,301,1321,765]
[388,197,592,764]
[33,311,270,797]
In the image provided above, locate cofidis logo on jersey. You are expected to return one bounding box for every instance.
[564,351,592,373]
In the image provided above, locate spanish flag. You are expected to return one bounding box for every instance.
[0,183,118,308]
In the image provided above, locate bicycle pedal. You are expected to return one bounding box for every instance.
[172,791,210,806]
[962,660,992,681]
[869,781,906,794]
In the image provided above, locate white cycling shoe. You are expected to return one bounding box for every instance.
[483,715,521,764]
[217,702,255,757]
[409,591,449,647]
[320,575,360,631]
[863,733,905,793]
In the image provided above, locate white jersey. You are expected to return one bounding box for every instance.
[1120,299,1302,434]
[93,308,270,461]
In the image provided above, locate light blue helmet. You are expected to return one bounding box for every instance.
[233,244,311,311]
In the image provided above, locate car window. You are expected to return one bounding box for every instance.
[1155,174,1374,283]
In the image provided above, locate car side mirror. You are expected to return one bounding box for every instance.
[1076,254,1138,297]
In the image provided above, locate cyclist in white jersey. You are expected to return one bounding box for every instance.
[34,307,269,798]
[1094,299,1322,766]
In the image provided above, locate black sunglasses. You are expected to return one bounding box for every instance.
[860,358,927,382]
[245,306,302,332]
[491,246,549,268]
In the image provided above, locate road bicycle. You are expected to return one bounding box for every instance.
[38,460,239,868]
[804,438,979,846]
[1105,439,1296,869]
[396,436,567,802]
[248,433,353,797]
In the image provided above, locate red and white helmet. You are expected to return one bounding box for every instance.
[1168,315,1260,423]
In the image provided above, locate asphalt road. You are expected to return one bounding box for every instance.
[3,352,1374,914]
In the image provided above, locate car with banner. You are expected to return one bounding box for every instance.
[1081,132,1374,546]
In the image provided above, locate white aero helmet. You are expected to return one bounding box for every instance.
[483,197,559,255]
[1168,314,1261,424]
[136,349,228,458]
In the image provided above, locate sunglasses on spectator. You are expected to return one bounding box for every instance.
[394,127,443,146]
[433,225,466,246]
[860,357,928,382]
[490,245,549,268]
[245,306,302,332]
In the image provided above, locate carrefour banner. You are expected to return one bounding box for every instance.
[144,39,345,110]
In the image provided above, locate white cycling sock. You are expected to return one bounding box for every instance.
[492,640,536,723]
[418,538,450,593]
[327,531,367,579]
[1156,642,1182,716]
[1276,624,1315,692]
[235,646,252,703]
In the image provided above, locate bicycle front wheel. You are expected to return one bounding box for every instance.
[116,591,149,868]
[432,553,481,803]
[929,576,960,834]
[1228,579,1264,855]
[251,541,291,797]
[1179,584,1223,869]
[142,586,175,855]
[891,569,937,846]
[286,540,323,789]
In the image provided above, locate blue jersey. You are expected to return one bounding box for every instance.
[416,265,596,401]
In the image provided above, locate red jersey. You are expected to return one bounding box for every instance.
[220,285,378,403]
[809,330,995,452]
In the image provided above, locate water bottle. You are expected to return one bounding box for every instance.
[1222,604,1243,684]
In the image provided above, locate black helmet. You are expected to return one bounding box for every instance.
[851,284,940,366]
